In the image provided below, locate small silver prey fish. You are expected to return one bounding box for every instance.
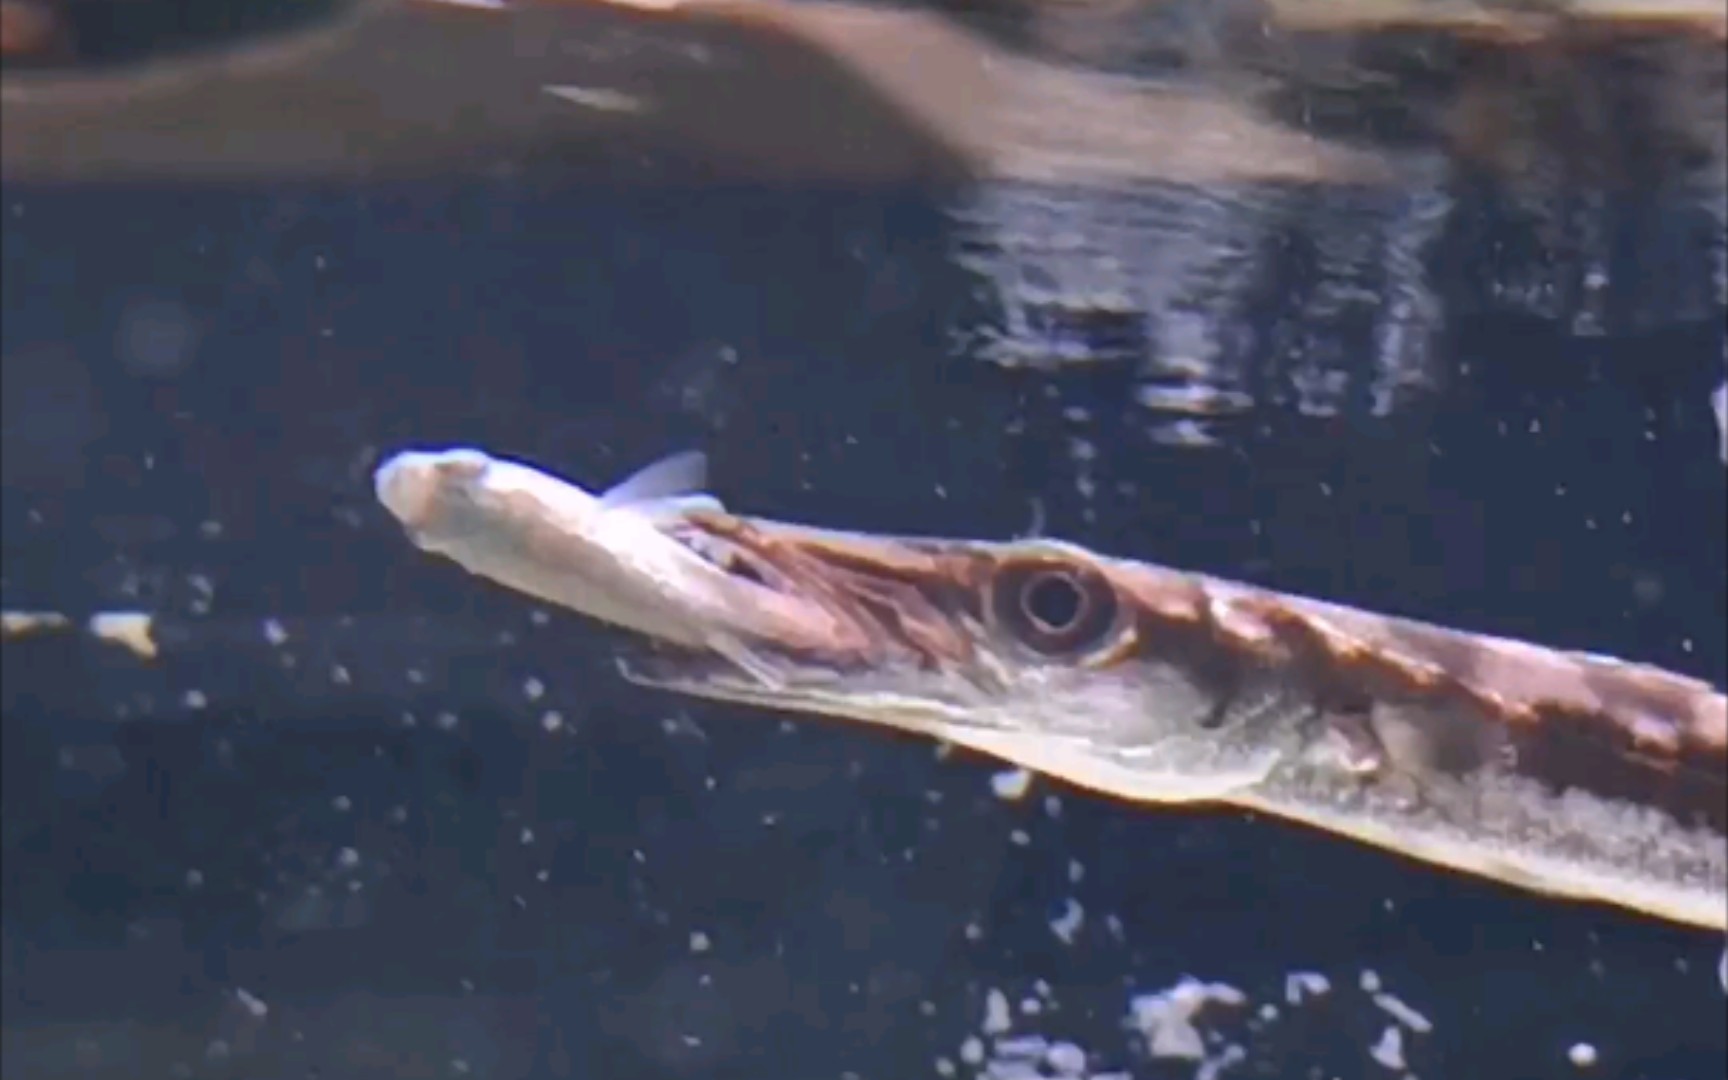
[372,448,855,685]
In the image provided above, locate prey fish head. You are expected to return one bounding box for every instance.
[625,516,1317,803]
[376,448,516,554]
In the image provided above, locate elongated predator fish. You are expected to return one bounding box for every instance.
[375,448,1727,956]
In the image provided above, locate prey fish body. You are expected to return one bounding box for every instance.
[376,449,1727,936]
[372,448,861,679]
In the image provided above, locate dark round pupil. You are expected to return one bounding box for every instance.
[1022,572,1083,631]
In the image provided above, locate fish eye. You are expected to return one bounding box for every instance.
[988,559,1119,657]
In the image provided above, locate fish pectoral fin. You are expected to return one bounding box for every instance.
[598,451,717,510]
[706,633,786,691]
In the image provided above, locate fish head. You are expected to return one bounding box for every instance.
[375,448,494,551]
[373,447,604,557]
[629,517,1312,801]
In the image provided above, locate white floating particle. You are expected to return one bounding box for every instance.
[659,713,709,740]
[1198,1044,1246,1080]
[262,618,288,646]
[1568,1042,1598,1068]
[1127,976,1246,1061]
[1369,1025,1405,1071]
[994,1034,1048,1059]
[187,574,215,610]
[540,711,564,733]
[89,611,158,659]
[1359,969,1382,993]
[334,848,360,871]
[1284,971,1330,1005]
[689,931,711,953]
[542,85,647,113]
[183,689,208,710]
[1046,1041,1087,1075]
[1373,991,1433,1034]
[958,1036,986,1065]
[234,987,268,1018]
[0,610,71,637]
[1049,898,1084,945]
[991,768,1032,801]
[982,988,1013,1035]
[522,677,545,701]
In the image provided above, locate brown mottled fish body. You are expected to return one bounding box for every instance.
[637,517,1728,933]
[375,450,1726,932]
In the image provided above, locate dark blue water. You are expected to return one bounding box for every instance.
[2,181,1724,1080]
